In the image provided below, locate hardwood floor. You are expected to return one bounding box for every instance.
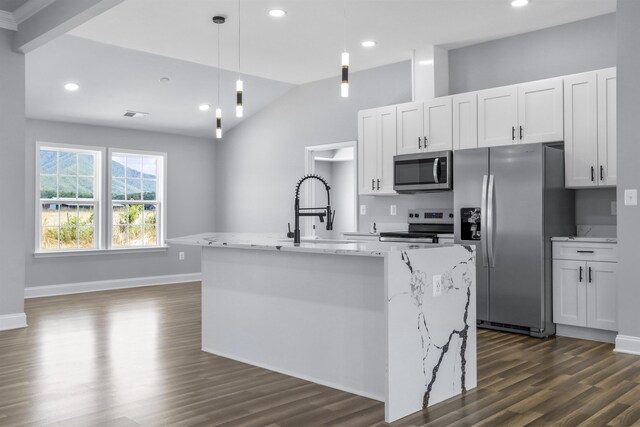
[1,283,639,426]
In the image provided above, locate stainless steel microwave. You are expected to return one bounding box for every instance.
[393,151,453,193]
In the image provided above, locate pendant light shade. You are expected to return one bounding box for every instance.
[236,79,243,117]
[341,51,349,98]
[216,107,222,138]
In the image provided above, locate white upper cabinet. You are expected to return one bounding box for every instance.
[597,68,617,186]
[452,93,478,151]
[477,86,518,147]
[564,68,616,188]
[396,98,453,155]
[396,102,423,155]
[518,79,564,144]
[423,97,453,152]
[358,106,397,196]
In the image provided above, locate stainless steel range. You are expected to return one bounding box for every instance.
[379,208,454,243]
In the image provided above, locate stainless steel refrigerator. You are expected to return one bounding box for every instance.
[454,144,574,337]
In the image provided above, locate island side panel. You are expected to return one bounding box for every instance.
[385,245,477,423]
[201,246,387,400]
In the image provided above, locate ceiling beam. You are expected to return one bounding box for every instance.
[0,11,17,31]
[13,0,56,24]
[13,0,124,53]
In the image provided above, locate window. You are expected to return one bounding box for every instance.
[110,151,165,248]
[36,143,166,253]
[37,145,102,251]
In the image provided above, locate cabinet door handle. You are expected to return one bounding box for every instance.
[579,266,583,282]
[519,126,523,140]
[512,126,515,141]
[425,136,428,149]
[577,250,594,254]
[376,179,380,190]
[371,179,375,191]
[418,137,422,149]
[600,165,604,181]
[591,166,595,182]
[588,267,593,283]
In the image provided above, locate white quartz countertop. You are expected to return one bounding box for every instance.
[551,236,617,243]
[168,232,459,257]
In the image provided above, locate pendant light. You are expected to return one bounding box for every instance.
[236,0,243,117]
[213,15,226,139]
[341,1,349,98]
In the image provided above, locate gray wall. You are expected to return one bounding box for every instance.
[215,61,412,233]
[0,28,26,318]
[25,119,216,287]
[449,14,617,231]
[616,0,640,342]
[449,13,616,94]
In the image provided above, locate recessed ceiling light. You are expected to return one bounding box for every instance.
[511,0,529,7]
[64,82,79,91]
[361,40,376,48]
[159,77,171,83]
[199,104,211,111]
[419,59,434,65]
[269,9,286,17]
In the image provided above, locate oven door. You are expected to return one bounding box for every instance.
[393,151,453,193]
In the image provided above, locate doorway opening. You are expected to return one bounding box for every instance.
[304,141,357,239]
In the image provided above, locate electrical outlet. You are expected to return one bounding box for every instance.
[611,201,617,215]
[433,275,442,297]
[624,189,638,206]
[179,251,185,261]
[390,204,397,215]
[360,204,366,215]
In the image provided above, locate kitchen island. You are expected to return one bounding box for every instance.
[169,233,476,422]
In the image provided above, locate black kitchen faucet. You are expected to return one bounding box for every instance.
[287,174,334,245]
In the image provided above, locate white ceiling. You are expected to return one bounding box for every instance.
[68,0,617,85]
[0,0,29,12]
[25,0,616,139]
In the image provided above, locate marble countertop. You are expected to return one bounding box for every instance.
[168,232,458,257]
[551,236,617,243]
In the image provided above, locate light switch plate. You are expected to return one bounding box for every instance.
[360,204,366,215]
[624,189,638,206]
[390,205,397,215]
[433,275,442,297]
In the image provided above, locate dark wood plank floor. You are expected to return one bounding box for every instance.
[1,283,639,426]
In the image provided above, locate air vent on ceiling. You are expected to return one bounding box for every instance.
[123,110,150,118]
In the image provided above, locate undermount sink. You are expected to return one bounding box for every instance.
[277,238,358,245]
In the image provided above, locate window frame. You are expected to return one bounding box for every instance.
[34,142,168,255]
[107,148,167,250]
[35,142,104,253]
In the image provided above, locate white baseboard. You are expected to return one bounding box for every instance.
[556,324,617,344]
[202,347,385,403]
[25,273,202,299]
[0,312,27,331]
[615,335,640,355]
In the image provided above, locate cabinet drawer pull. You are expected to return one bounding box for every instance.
[588,266,593,283]
[418,137,422,149]
[371,179,375,191]
[376,179,380,190]
[579,266,583,282]
[577,250,595,254]
[591,166,595,182]
[512,126,515,141]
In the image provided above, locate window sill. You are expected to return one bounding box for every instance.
[33,246,169,258]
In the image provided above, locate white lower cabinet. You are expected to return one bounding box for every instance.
[552,242,617,332]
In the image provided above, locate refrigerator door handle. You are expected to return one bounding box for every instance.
[433,158,440,184]
[487,174,496,267]
[480,175,489,267]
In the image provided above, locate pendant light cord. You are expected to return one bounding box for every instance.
[343,0,346,52]
[238,0,241,76]
[217,23,221,106]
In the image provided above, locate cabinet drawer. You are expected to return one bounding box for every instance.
[552,242,617,262]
